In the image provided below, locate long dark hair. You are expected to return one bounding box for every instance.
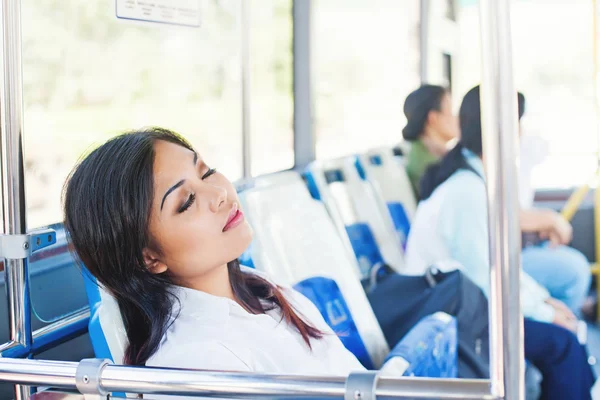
[402,85,449,141]
[64,127,322,366]
[419,86,525,200]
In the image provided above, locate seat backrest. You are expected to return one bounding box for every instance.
[82,269,127,364]
[357,148,417,249]
[305,158,405,277]
[238,171,390,369]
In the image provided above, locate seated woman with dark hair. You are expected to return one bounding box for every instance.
[404,86,595,400]
[63,128,364,377]
[402,85,459,198]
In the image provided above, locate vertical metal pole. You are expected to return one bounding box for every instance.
[241,0,251,178]
[592,0,600,322]
[479,1,525,399]
[594,0,600,173]
[419,0,430,83]
[0,0,30,398]
[292,0,315,168]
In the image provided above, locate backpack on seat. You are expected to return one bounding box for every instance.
[367,266,490,379]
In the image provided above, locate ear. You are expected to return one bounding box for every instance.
[142,248,168,274]
[426,109,439,127]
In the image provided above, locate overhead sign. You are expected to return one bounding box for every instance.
[116,0,201,27]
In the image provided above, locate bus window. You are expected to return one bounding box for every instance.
[22,0,244,231]
[314,0,420,160]
[21,0,243,321]
[249,0,294,176]
[443,53,452,92]
[455,0,595,190]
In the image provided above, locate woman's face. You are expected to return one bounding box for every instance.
[145,140,252,284]
[429,92,459,142]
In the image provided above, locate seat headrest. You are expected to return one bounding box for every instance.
[358,148,416,217]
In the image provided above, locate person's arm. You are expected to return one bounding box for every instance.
[520,208,558,233]
[520,271,554,323]
[520,208,573,245]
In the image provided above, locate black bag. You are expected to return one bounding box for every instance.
[366,266,490,379]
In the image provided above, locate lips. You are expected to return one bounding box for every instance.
[223,204,244,232]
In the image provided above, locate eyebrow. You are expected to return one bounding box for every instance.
[160,151,199,211]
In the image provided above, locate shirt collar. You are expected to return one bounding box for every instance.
[461,148,485,179]
[172,265,271,322]
[410,139,440,164]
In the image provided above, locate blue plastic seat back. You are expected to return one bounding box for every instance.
[344,222,385,277]
[386,202,411,250]
[294,277,374,369]
[239,242,256,269]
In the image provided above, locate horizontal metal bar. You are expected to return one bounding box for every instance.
[0,359,77,388]
[376,376,496,399]
[102,365,346,398]
[0,358,497,399]
[1,308,90,358]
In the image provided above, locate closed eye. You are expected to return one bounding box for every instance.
[178,193,196,213]
[202,168,216,180]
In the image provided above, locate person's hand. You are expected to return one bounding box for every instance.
[546,298,577,332]
[539,213,572,246]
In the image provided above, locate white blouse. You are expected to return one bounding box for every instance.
[145,268,365,398]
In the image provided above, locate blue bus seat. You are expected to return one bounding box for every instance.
[357,148,417,250]
[294,277,375,369]
[344,222,386,278]
[305,158,405,278]
[237,171,390,368]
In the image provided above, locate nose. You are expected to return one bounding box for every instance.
[207,184,228,213]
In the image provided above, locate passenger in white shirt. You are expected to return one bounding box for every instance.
[63,128,365,378]
[404,86,595,399]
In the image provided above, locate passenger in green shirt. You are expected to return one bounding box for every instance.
[402,85,459,199]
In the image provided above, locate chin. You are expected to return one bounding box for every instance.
[230,222,253,258]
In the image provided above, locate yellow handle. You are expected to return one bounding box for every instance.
[561,184,591,221]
